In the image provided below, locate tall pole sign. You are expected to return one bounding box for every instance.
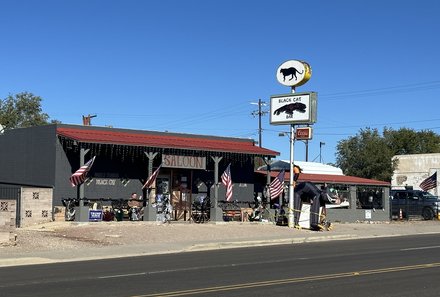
[270,59,317,229]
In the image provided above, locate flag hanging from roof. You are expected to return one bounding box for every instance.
[420,172,437,191]
[142,164,162,189]
[70,156,96,187]
[269,169,285,199]
[221,163,233,201]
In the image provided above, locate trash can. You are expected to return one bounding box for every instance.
[114,209,124,221]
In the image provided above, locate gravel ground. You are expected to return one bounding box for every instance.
[0,221,307,254]
[2,220,439,260]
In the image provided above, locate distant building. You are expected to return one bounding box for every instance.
[392,153,440,195]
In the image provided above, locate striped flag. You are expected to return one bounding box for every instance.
[221,163,233,201]
[269,169,285,199]
[420,172,437,191]
[70,156,96,187]
[142,164,162,189]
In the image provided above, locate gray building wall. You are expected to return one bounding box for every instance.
[0,125,57,187]
[327,187,390,223]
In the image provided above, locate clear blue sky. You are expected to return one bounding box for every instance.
[1,0,440,165]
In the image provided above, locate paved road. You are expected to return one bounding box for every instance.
[1,234,440,297]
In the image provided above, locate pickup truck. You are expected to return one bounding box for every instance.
[390,189,440,220]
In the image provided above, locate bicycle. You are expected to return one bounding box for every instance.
[191,195,210,223]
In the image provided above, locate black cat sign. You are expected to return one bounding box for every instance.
[276,60,312,87]
[270,92,317,125]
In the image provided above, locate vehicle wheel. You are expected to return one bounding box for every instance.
[192,211,202,223]
[422,208,434,220]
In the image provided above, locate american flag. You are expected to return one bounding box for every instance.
[269,169,285,199]
[420,172,437,191]
[70,156,96,187]
[221,163,233,201]
[142,164,162,189]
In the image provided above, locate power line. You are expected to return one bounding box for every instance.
[321,80,440,101]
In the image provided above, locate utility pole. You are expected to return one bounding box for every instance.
[320,141,325,163]
[251,99,268,147]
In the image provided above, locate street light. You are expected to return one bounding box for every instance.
[279,132,309,161]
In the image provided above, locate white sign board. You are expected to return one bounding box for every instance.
[270,92,317,125]
[365,209,372,220]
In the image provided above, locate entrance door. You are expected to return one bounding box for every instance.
[171,172,192,221]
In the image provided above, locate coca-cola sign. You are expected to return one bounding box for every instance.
[295,127,312,140]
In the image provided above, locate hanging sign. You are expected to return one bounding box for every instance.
[270,92,317,125]
[276,60,312,87]
[162,154,206,170]
[296,127,313,140]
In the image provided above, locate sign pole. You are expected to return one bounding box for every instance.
[271,59,314,228]
[288,87,296,228]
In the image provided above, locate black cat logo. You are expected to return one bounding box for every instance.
[280,67,304,81]
[274,102,307,115]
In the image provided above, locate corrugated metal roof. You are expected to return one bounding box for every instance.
[258,160,344,175]
[57,126,279,156]
[257,170,390,186]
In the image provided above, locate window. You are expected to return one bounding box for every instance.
[324,184,350,209]
[357,186,384,209]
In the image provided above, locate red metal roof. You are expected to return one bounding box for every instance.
[57,126,279,156]
[256,170,390,186]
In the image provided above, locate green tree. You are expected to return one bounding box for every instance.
[383,127,440,155]
[0,92,55,129]
[336,128,394,181]
[336,127,440,182]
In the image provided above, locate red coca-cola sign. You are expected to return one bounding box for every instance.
[295,127,312,140]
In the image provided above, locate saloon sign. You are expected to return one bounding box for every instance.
[162,154,206,170]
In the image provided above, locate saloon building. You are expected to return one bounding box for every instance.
[0,124,278,227]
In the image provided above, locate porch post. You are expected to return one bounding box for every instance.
[143,152,158,221]
[75,148,90,222]
[210,156,224,221]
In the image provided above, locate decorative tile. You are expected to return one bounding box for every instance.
[0,201,8,211]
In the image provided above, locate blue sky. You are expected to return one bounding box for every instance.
[1,0,440,165]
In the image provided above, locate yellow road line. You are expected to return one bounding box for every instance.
[132,262,440,297]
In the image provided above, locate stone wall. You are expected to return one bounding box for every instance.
[19,187,53,227]
[0,199,16,245]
